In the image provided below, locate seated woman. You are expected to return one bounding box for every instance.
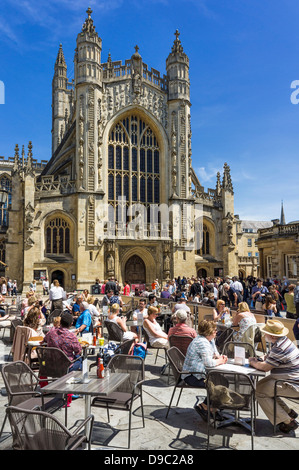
[143,306,169,349]
[182,320,227,419]
[263,295,278,318]
[107,303,137,341]
[23,305,46,337]
[232,302,256,342]
[213,299,230,322]
[86,295,101,330]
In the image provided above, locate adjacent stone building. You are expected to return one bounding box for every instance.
[1,9,258,292]
[257,205,299,281]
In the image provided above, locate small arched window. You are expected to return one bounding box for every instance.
[45,217,70,255]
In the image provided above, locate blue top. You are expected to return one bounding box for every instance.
[75,309,92,333]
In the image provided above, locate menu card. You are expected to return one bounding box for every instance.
[234,346,245,365]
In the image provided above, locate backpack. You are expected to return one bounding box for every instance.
[130,342,147,360]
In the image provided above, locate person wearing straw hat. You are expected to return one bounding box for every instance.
[249,319,299,433]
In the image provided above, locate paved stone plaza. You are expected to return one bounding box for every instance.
[0,328,298,452]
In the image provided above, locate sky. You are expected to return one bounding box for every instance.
[0,0,299,222]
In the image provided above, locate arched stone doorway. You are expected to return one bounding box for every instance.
[124,255,146,284]
[197,268,207,278]
[51,270,65,288]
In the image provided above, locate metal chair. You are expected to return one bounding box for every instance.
[169,335,193,357]
[165,346,206,419]
[6,406,94,450]
[91,354,145,448]
[0,361,67,439]
[9,318,23,343]
[35,346,79,381]
[206,370,256,450]
[215,326,234,353]
[114,338,135,355]
[273,379,299,433]
[222,341,256,359]
[47,309,63,325]
[242,323,266,353]
[104,320,124,343]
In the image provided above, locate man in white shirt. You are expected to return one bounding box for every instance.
[231,276,243,301]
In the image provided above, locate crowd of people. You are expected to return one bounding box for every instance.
[3,272,299,432]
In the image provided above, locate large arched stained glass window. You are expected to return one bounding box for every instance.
[108,115,160,221]
[45,217,70,255]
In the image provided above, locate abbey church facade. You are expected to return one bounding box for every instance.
[1,9,244,292]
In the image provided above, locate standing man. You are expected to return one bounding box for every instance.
[251,278,269,311]
[231,276,244,302]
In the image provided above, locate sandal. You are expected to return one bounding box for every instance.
[194,404,208,422]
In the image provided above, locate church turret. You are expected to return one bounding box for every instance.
[52,44,70,154]
[74,8,103,254]
[74,7,102,87]
[166,30,192,200]
[166,29,190,101]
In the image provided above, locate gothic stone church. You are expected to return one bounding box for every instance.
[4,9,239,292]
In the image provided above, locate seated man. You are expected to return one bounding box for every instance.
[44,312,82,370]
[249,319,299,433]
[168,309,197,339]
[132,299,148,335]
[75,301,92,335]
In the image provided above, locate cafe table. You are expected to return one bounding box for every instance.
[42,370,129,437]
[206,358,266,431]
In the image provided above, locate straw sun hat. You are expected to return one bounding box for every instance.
[260,319,289,337]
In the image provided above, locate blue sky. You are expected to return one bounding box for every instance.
[0,0,299,222]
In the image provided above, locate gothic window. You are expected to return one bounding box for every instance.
[196,224,210,256]
[45,217,70,255]
[0,175,12,227]
[0,239,5,264]
[108,115,160,222]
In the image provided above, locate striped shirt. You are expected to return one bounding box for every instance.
[266,336,299,390]
[182,335,218,381]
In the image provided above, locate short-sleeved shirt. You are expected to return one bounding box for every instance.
[168,322,197,339]
[44,327,82,361]
[182,335,218,381]
[265,336,299,390]
[75,309,92,333]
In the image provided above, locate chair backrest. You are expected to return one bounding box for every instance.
[241,324,262,348]
[35,347,72,379]
[215,327,234,353]
[47,309,63,325]
[204,314,214,321]
[104,320,124,342]
[168,335,193,356]
[1,361,39,406]
[107,354,144,394]
[10,318,23,341]
[114,338,135,355]
[6,406,72,450]
[222,341,256,359]
[12,325,37,362]
[166,346,186,384]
